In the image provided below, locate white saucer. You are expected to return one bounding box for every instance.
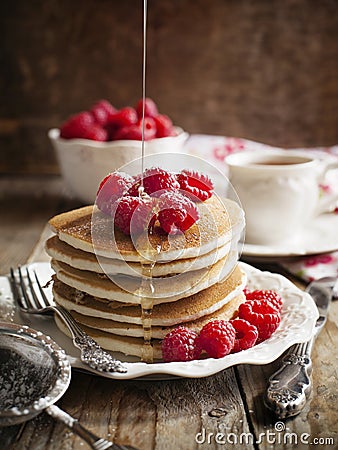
[241,212,338,261]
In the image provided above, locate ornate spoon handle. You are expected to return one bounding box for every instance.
[265,277,333,418]
[51,304,127,373]
[264,339,313,418]
[46,405,114,449]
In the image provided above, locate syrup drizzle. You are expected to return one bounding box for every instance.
[140,0,147,189]
[136,239,161,363]
[140,258,156,363]
[138,0,157,362]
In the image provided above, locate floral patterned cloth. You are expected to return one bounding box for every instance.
[280,253,338,282]
[183,134,338,282]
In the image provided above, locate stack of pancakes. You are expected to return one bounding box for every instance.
[46,195,246,361]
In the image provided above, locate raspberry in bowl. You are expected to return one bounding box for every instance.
[48,98,188,204]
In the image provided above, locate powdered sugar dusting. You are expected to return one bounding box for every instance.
[0,324,71,425]
[0,336,57,410]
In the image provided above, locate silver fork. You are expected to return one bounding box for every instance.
[10,266,127,374]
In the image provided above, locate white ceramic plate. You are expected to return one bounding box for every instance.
[241,212,338,261]
[0,262,318,380]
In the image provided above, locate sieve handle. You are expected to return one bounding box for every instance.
[46,404,136,449]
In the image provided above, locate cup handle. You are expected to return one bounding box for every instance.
[316,160,338,216]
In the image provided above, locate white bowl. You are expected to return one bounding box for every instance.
[48,127,189,204]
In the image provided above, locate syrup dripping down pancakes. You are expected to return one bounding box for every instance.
[47,188,246,361]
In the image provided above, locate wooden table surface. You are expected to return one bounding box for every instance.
[0,176,337,450]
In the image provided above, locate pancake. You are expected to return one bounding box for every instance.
[45,234,234,277]
[55,292,244,359]
[51,250,239,304]
[52,264,246,326]
[48,196,244,262]
[55,316,163,360]
[64,293,245,339]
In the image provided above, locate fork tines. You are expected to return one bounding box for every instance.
[10,267,23,307]
[10,266,49,311]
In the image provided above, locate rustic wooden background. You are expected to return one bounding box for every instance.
[1,0,338,174]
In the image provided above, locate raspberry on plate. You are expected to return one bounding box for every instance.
[176,170,214,202]
[243,287,251,297]
[238,299,281,343]
[96,172,133,216]
[198,320,236,358]
[114,196,156,236]
[135,97,159,118]
[60,111,95,139]
[158,191,199,234]
[230,319,258,353]
[162,326,201,362]
[245,290,283,312]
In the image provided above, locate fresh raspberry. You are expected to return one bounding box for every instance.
[135,97,159,118]
[127,174,143,197]
[127,168,177,197]
[113,118,157,141]
[59,111,94,139]
[238,300,281,343]
[114,196,156,235]
[198,320,236,358]
[90,100,116,126]
[113,125,142,141]
[158,191,199,234]
[161,326,201,362]
[138,167,180,198]
[230,319,258,353]
[176,170,214,202]
[137,117,157,140]
[107,107,138,129]
[154,114,177,138]
[245,290,283,312]
[81,124,108,141]
[96,172,134,215]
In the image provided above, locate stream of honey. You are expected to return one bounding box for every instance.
[138,0,157,363]
[136,237,162,363]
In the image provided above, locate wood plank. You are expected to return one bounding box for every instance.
[1,371,255,450]
[0,175,81,275]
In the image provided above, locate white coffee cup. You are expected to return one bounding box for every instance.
[225,150,338,245]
